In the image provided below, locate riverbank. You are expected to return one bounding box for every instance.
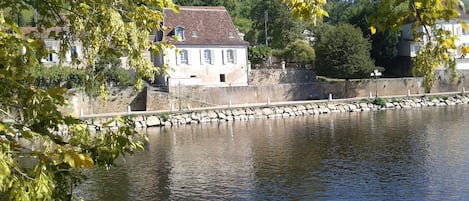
[83,93,469,130]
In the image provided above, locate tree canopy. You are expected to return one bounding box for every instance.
[315,24,375,79]
[0,0,177,200]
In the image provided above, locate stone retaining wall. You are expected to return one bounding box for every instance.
[85,94,469,130]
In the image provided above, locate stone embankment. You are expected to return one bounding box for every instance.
[85,94,469,130]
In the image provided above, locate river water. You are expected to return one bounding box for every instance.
[76,105,469,200]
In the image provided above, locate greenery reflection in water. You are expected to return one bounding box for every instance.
[77,105,469,200]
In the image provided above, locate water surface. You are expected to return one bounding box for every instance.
[77,105,469,200]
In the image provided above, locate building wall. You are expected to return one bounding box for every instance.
[157,78,426,107]
[249,69,317,85]
[399,20,469,62]
[164,45,248,87]
[41,39,83,66]
[68,75,469,112]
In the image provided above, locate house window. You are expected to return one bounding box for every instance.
[175,26,185,41]
[179,49,188,64]
[191,31,198,37]
[413,45,421,53]
[220,74,226,82]
[46,46,56,62]
[71,46,78,58]
[463,28,469,35]
[204,49,212,64]
[226,50,235,64]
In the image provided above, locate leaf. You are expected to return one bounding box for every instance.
[414,2,423,9]
[462,46,469,55]
[0,123,6,132]
[47,87,68,95]
[370,26,377,35]
[63,150,94,168]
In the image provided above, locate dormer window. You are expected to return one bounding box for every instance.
[191,31,198,37]
[228,32,235,38]
[175,26,185,41]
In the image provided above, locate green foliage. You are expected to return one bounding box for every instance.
[314,24,375,79]
[28,65,85,89]
[412,32,458,92]
[233,17,253,35]
[248,45,272,65]
[157,112,171,122]
[373,97,387,107]
[0,0,176,200]
[273,39,315,67]
[27,64,135,91]
[360,98,371,104]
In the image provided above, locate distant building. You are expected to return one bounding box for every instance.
[153,6,249,87]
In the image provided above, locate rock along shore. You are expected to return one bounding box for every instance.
[84,94,469,130]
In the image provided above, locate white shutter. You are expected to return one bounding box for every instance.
[233,49,237,64]
[66,51,71,62]
[210,49,214,65]
[200,49,204,64]
[186,50,191,65]
[52,46,58,62]
[175,50,180,65]
[222,50,225,65]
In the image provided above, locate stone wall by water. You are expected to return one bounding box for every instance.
[84,94,469,130]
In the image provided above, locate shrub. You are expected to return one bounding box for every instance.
[28,64,134,89]
[28,65,85,89]
[158,112,171,122]
[273,39,315,67]
[315,24,375,79]
[373,97,386,107]
[248,45,272,66]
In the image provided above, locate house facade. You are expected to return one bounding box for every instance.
[153,6,249,87]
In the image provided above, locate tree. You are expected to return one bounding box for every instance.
[248,45,272,66]
[249,0,307,49]
[0,1,176,200]
[314,24,375,79]
[368,0,463,91]
[273,39,315,67]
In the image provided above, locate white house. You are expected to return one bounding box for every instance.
[21,27,84,66]
[153,6,249,87]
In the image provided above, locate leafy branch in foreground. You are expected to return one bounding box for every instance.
[368,0,463,92]
[0,1,177,200]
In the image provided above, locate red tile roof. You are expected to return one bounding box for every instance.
[163,6,248,46]
[20,26,68,39]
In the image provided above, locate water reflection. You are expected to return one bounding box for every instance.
[77,106,469,200]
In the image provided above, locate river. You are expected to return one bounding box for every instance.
[76,105,469,200]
